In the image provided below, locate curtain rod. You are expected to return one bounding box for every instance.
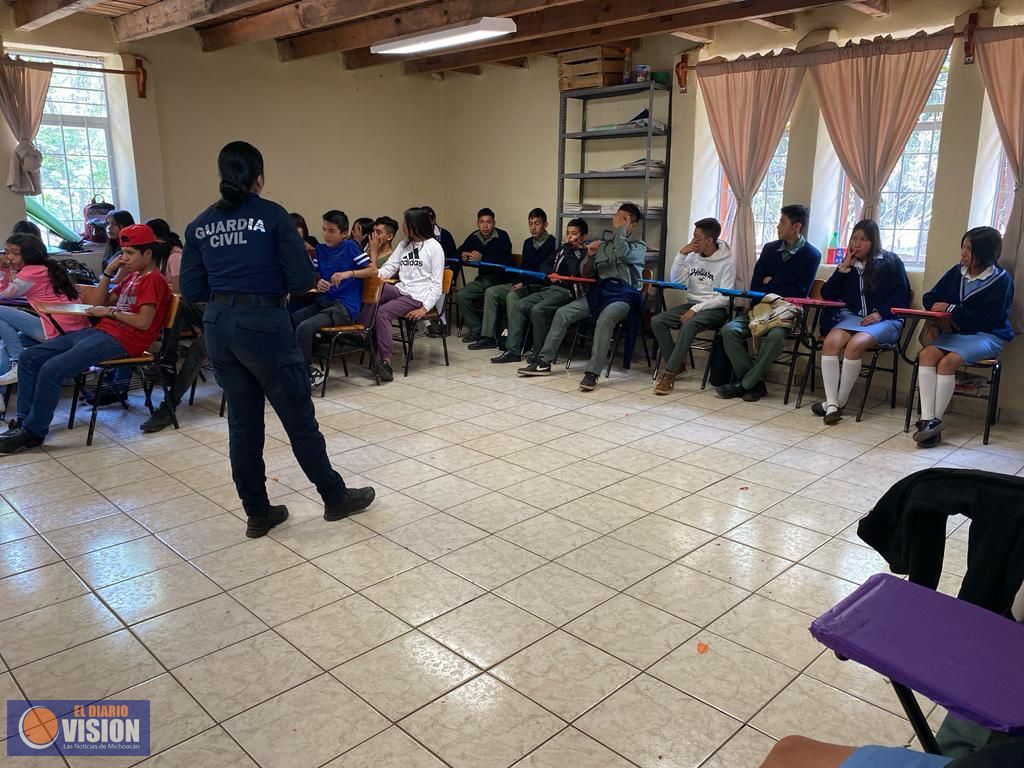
[4,55,148,99]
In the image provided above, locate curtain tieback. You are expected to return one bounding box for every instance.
[13,140,41,173]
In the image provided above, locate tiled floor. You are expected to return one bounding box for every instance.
[0,338,1020,768]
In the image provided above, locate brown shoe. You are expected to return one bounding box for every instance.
[654,372,676,395]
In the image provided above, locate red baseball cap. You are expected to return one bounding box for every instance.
[119,224,157,248]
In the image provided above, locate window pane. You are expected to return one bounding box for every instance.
[91,156,111,188]
[65,154,93,188]
[36,125,64,155]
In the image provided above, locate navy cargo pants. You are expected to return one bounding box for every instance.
[203,300,346,516]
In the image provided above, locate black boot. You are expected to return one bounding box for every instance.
[245,504,289,538]
[324,487,376,522]
[140,403,176,433]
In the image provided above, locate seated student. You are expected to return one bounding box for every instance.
[371,216,398,268]
[811,218,910,424]
[0,233,90,386]
[0,224,171,454]
[912,226,1013,447]
[454,208,514,342]
[518,203,646,392]
[651,217,735,396]
[373,207,444,382]
[492,218,588,364]
[716,203,821,402]
[290,212,319,260]
[139,219,209,434]
[351,217,374,251]
[424,205,458,337]
[291,210,376,381]
[102,210,135,272]
[11,220,42,238]
[759,734,1023,768]
[146,218,184,292]
[469,208,556,351]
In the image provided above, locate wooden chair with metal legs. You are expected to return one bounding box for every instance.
[68,294,182,446]
[315,277,385,394]
[397,269,453,377]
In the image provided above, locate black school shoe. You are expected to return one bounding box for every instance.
[324,487,376,521]
[376,360,395,382]
[491,351,522,364]
[716,383,745,399]
[461,333,480,344]
[468,337,496,350]
[823,405,843,425]
[811,401,827,417]
[0,428,43,454]
[742,381,768,402]
[579,372,599,392]
[245,504,289,538]
[517,359,551,376]
[913,418,944,445]
[140,403,176,433]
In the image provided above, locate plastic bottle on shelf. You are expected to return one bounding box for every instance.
[827,231,839,264]
[622,47,633,84]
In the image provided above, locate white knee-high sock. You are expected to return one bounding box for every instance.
[935,374,956,420]
[822,355,841,407]
[919,366,937,420]
[837,357,862,408]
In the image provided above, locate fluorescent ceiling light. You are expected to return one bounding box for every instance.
[371,17,516,55]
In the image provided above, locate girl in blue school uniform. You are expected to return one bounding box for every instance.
[813,219,910,424]
[913,226,1014,447]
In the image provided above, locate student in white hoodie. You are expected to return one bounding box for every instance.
[373,207,445,382]
[651,218,735,395]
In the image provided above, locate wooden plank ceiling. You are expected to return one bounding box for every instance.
[13,0,890,73]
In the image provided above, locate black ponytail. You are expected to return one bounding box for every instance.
[216,141,264,211]
[6,233,79,301]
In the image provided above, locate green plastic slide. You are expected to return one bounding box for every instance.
[25,196,81,243]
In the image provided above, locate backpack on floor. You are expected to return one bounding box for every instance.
[707,333,734,387]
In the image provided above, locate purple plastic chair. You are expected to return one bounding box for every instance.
[811,573,1024,754]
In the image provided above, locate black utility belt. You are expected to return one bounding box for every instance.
[212,293,287,309]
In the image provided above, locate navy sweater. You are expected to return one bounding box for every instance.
[820,251,911,332]
[457,228,514,281]
[750,239,822,299]
[923,264,1015,341]
[520,234,556,285]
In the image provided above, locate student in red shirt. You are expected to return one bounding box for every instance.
[0,224,171,453]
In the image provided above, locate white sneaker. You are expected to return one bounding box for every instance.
[0,364,17,386]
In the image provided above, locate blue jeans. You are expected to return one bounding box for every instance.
[0,305,46,373]
[17,329,126,439]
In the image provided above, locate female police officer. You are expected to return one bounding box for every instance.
[181,141,374,537]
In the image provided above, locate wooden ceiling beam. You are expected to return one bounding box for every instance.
[14,0,106,31]
[671,25,716,43]
[346,0,847,73]
[274,0,584,62]
[493,57,529,67]
[846,0,889,16]
[749,13,798,30]
[345,0,738,70]
[198,0,437,53]
[113,0,272,42]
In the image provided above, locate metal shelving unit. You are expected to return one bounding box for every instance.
[556,80,672,277]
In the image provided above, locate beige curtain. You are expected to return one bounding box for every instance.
[806,31,953,220]
[0,56,53,196]
[697,53,806,288]
[976,25,1024,333]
